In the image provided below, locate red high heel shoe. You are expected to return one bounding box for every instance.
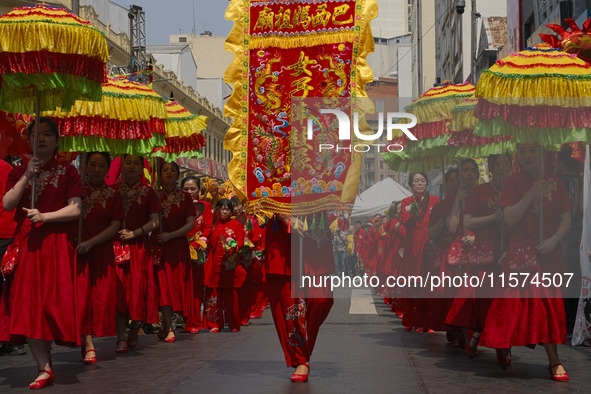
[127,322,141,349]
[495,348,509,371]
[548,363,569,382]
[164,330,176,343]
[116,339,128,353]
[29,369,54,389]
[290,363,309,382]
[465,331,480,359]
[82,349,97,364]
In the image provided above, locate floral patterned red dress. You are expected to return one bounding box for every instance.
[184,200,213,332]
[203,216,246,331]
[115,182,161,323]
[0,158,83,345]
[480,172,571,348]
[445,182,499,330]
[154,189,195,316]
[398,193,440,329]
[77,183,124,337]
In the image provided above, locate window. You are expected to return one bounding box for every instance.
[179,37,187,43]
[380,161,384,169]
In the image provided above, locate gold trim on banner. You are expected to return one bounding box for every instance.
[223,0,378,214]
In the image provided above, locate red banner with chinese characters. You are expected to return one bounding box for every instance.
[225,0,377,215]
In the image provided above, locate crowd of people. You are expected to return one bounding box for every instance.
[0,118,315,388]
[0,118,584,388]
[347,144,582,383]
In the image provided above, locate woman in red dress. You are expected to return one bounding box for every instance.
[399,172,440,331]
[77,152,124,364]
[154,162,195,342]
[115,155,160,352]
[265,214,334,382]
[454,153,511,358]
[230,196,262,326]
[479,143,571,381]
[383,201,406,315]
[182,175,213,334]
[427,163,477,338]
[203,198,246,332]
[1,118,83,388]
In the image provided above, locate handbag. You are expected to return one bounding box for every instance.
[505,242,537,272]
[1,243,20,275]
[447,239,469,266]
[150,232,164,267]
[113,241,131,265]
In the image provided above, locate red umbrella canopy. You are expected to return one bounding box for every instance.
[0,4,109,113]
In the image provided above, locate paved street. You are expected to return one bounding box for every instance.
[1,290,590,393]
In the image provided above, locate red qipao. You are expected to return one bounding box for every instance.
[399,194,439,329]
[445,183,499,330]
[364,226,379,275]
[237,215,264,325]
[423,193,470,331]
[184,200,213,332]
[265,217,334,368]
[480,173,571,348]
[203,216,246,330]
[77,184,124,337]
[0,159,83,345]
[155,189,195,316]
[249,215,267,318]
[115,182,161,323]
[381,219,406,309]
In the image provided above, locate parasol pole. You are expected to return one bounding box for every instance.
[499,144,506,254]
[440,155,446,198]
[152,156,163,233]
[299,225,304,289]
[31,92,41,209]
[539,145,544,245]
[458,158,466,237]
[78,152,87,245]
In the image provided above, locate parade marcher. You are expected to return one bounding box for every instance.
[1,118,83,389]
[399,173,440,331]
[203,198,246,332]
[0,156,22,356]
[115,155,160,352]
[265,214,334,382]
[230,196,263,326]
[557,148,583,336]
[479,143,571,381]
[182,175,213,333]
[426,162,477,341]
[382,201,406,315]
[154,162,195,342]
[457,153,512,358]
[77,152,124,364]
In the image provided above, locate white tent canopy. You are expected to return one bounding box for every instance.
[351,177,412,218]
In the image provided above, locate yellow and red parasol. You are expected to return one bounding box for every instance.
[151,100,208,161]
[0,4,108,113]
[447,97,514,159]
[382,81,475,173]
[473,43,591,146]
[43,77,167,155]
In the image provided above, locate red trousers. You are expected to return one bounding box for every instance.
[184,265,205,332]
[266,274,333,367]
[250,282,266,318]
[203,287,240,331]
[237,281,254,326]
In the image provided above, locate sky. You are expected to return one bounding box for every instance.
[112,0,234,45]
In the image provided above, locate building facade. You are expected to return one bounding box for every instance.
[435,0,507,85]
